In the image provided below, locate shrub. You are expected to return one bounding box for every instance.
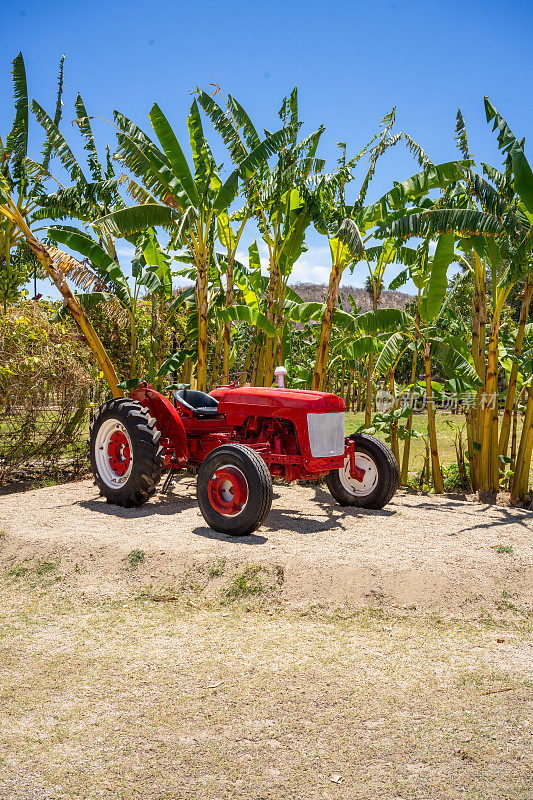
[0,300,108,484]
[442,462,470,493]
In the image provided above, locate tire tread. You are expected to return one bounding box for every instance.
[326,432,399,509]
[89,397,163,507]
[197,443,273,536]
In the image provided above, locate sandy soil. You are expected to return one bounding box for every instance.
[0,479,531,615]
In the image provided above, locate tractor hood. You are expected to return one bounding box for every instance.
[211,386,345,414]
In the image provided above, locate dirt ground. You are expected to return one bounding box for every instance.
[0,480,531,799]
[0,478,532,614]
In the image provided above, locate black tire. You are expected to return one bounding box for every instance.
[326,432,399,509]
[89,397,163,507]
[197,444,273,536]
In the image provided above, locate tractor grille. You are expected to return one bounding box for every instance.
[307,412,345,458]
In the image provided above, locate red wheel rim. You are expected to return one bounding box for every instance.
[107,430,131,476]
[208,466,248,516]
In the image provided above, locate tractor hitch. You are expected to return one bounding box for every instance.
[347,438,366,483]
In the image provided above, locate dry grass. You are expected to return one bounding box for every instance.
[0,582,531,800]
[0,478,531,798]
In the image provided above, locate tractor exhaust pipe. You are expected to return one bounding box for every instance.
[274,365,288,389]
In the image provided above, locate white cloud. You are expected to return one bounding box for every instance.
[116,245,135,258]
[288,245,331,285]
[177,242,419,295]
[237,242,342,286]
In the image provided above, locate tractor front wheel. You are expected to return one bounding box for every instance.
[89,397,163,507]
[197,444,273,536]
[326,433,399,509]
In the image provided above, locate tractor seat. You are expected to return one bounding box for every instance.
[174,388,222,418]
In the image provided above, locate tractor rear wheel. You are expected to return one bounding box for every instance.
[326,432,399,509]
[197,444,273,536]
[89,397,163,507]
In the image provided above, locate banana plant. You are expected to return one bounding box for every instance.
[174,239,283,385]
[0,53,121,396]
[378,101,533,496]
[372,224,471,490]
[332,153,471,425]
[302,140,368,392]
[93,99,295,390]
[0,53,61,309]
[216,210,250,382]
[216,241,294,384]
[196,86,326,384]
[32,88,125,261]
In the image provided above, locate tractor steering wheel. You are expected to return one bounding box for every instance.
[227,371,250,389]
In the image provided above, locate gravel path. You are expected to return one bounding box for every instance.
[1,479,532,614]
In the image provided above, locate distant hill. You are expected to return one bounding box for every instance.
[290,283,412,312]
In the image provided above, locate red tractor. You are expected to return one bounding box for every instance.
[89,380,399,536]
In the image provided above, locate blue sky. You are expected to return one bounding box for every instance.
[1,0,532,296]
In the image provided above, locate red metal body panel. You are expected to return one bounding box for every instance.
[211,386,345,419]
[130,386,189,468]
[211,386,346,477]
[130,384,347,480]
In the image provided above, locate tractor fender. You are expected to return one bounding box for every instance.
[129,387,188,467]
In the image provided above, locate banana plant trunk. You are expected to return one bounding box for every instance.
[511,385,533,501]
[195,258,209,392]
[364,354,374,428]
[222,257,235,384]
[480,316,500,492]
[423,342,443,492]
[263,258,280,386]
[389,373,399,466]
[400,343,419,485]
[312,263,342,391]
[211,320,223,386]
[499,277,533,457]
[364,294,379,427]
[28,235,120,397]
[470,259,486,490]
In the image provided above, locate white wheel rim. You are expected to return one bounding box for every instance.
[339,451,378,497]
[94,418,134,489]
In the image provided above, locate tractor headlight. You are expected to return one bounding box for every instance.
[307,412,345,458]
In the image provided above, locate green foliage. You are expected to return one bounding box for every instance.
[222,566,268,601]
[495,544,514,555]
[0,241,41,308]
[0,301,103,482]
[441,462,470,493]
[125,549,146,568]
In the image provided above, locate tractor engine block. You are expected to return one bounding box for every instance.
[240,417,302,480]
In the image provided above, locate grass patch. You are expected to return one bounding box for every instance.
[222,564,284,603]
[136,559,230,602]
[495,599,519,613]
[6,563,28,578]
[495,544,514,555]
[125,549,145,568]
[495,589,519,613]
[5,558,58,582]
[207,558,226,579]
[222,565,265,601]
[35,560,57,576]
